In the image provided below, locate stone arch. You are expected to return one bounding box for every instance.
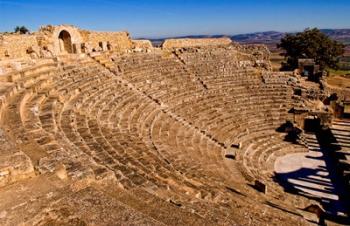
[58,30,72,53]
[51,25,82,55]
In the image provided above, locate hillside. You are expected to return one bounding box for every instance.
[231,29,350,45]
[148,29,350,48]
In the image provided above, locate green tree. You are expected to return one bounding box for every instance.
[278,28,345,70]
[14,26,30,34]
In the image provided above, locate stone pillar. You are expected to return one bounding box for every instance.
[99,41,108,51]
[73,43,81,54]
[107,42,112,51]
[81,43,86,53]
[82,43,92,54]
[59,39,65,53]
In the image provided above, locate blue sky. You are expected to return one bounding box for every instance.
[0,0,349,38]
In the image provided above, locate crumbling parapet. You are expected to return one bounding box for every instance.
[0,33,38,60]
[132,40,153,52]
[0,25,134,60]
[79,29,133,53]
[162,37,232,49]
[238,44,272,70]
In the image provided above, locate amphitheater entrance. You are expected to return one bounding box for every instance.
[58,30,73,54]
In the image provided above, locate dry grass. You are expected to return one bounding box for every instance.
[326,74,350,89]
[327,68,350,77]
[270,51,284,71]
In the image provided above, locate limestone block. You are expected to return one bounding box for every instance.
[11,62,22,71]
[0,152,35,187]
[55,164,67,180]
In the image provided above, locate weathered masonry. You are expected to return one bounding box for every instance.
[0,25,133,59]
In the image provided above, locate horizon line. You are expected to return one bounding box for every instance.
[1,25,349,40]
[134,27,350,39]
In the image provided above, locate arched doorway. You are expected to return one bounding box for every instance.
[58,30,72,53]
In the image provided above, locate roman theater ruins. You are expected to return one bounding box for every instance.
[0,25,349,225]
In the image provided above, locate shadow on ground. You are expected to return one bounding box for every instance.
[274,126,350,225]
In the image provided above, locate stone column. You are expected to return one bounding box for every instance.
[59,39,65,53]
[101,41,108,51]
[73,43,81,54]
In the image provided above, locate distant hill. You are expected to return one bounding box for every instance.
[231,31,284,44]
[148,29,350,48]
[231,29,350,45]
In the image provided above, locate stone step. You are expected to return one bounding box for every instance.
[104,186,234,225]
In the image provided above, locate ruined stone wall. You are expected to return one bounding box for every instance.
[0,25,134,59]
[231,43,272,70]
[132,40,153,50]
[80,30,132,52]
[162,37,232,49]
[175,44,272,75]
[237,44,271,61]
[0,34,38,59]
[41,25,82,55]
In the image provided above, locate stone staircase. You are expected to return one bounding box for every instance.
[0,52,316,225]
[330,119,350,187]
[91,53,115,70]
[303,132,321,151]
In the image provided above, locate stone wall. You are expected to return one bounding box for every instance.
[0,25,134,59]
[232,43,272,70]
[80,30,132,52]
[0,34,38,60]
[132,40,153,50]
[42,25,82,55]
[162,37,232,49]
[238,44,271,61]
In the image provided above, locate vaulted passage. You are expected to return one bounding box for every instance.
[58,30,72,53]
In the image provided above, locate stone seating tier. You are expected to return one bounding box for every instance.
[0,52,310,225]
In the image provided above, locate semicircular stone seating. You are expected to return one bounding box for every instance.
[0,50,313,225]
[108,50,312,204]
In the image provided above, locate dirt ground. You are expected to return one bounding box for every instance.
[326,75,350,90]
